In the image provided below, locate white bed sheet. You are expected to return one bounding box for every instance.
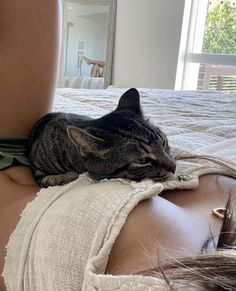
[54,88,236,162]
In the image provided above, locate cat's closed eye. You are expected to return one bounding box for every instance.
[136,157,153,165]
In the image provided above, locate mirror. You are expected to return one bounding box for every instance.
[58,0,116,89]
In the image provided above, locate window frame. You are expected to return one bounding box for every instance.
[175,0,236,91]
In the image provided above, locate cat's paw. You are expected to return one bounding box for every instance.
[41,172,79,187]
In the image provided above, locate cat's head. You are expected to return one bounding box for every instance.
[67,88,176,181]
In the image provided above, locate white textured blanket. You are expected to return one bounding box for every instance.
[54,88,236,162]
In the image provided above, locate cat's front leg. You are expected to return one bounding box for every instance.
[41,171,79,187]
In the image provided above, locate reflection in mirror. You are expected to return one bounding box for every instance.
[58,0,116,89]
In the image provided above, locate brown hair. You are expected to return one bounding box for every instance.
[139,196,236,290]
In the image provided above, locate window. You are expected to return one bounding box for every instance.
[176,0,236,92]
[77,40,85,76]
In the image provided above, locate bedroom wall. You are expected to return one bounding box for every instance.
[112,0,185,89]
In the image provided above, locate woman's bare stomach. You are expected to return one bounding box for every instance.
[105,174,236,274]
[0,166,39,291]
[0,167,235,290]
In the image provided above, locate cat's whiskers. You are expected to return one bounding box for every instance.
[153,172,175,182]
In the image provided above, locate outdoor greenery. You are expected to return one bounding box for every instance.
[203,0,236,54]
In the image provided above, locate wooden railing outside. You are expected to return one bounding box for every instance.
[197,64,236,92]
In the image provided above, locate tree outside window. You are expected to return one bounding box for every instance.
[203,0,236,54]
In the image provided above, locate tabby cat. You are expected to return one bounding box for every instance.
[28,88,176,187]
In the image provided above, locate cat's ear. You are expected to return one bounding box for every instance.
[67,126,106,157]
[115,88,141,115]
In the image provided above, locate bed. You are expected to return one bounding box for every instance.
[54,87,236,163]
[64,76,104,89]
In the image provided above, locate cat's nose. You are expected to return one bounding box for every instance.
[166,160,176,174]
[162,152,176,174]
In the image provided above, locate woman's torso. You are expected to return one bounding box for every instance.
[0,167,235,290]
[0,166,39,291]
[105,174,235,274]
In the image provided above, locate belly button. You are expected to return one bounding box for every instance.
[212,207,232,220]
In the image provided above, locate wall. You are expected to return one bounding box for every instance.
[112,0,185,89]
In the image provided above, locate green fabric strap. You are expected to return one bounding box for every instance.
[0,137,30,170]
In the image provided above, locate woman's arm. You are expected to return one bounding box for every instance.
[0,1,61,290]
[0,0,61,137]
